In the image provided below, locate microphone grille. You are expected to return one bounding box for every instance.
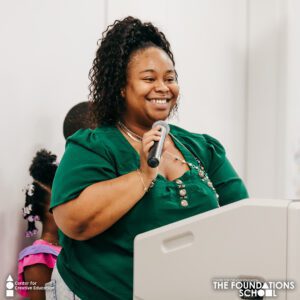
[152,120,170,134]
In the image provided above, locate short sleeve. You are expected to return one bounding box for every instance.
[50,129,116,209]
[17,253,57,297]
[203,134,249,206]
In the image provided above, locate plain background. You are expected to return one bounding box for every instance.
[1,0,300,296]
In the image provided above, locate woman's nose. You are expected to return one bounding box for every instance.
[154,80,169,92]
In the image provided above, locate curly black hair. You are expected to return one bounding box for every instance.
[29,149,57,187]
[88,16,176,126]
[23,149,58,236]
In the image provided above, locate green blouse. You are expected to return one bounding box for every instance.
[50,124,248,300]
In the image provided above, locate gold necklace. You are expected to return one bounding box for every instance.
[118,122,143,143]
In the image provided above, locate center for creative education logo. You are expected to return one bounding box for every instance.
[212,278,296,298]
[4,274,55,298]
[6,275,14,297]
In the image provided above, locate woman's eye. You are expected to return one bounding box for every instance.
[143,78,155,82]
[166,77,175,82]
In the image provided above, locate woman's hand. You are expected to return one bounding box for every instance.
[139,125,161,183]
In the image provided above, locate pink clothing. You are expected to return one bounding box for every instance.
[17,239,61,297]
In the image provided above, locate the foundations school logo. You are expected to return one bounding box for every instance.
[6,275,14,297]
[212,278,296,298]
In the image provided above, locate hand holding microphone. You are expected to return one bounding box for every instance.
[147,121,170,168]
[138,121,170,186]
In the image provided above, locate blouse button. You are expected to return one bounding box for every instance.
[179,189,187,197]
[198,170,205,178]
[181,199,189,207]
[176,179,183,185]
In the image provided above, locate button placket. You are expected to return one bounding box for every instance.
[196,160,219,202]
[175,179,189,207]
[169,133,220,205]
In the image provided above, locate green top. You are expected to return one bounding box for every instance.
[51,124,248,300]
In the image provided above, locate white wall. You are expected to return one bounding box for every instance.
[0,0,106,294]
[285,0,300,199]
[246,0,287,198]
[246,0,300,199]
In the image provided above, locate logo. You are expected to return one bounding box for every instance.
[212,278,296,298]
[6,275,14,297]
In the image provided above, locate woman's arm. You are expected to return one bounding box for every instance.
[23,264,52,300]
[53,170,153,240]
[203,134,249,205]
[53,127,161,241]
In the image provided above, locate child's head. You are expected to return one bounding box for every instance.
[22,149,58,237]
[29,149,57,186]
[63,101,96,140]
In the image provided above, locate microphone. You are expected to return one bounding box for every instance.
[147,120,170,168]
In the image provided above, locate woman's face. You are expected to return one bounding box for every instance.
[122,47,179,127]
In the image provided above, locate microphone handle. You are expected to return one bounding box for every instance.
[147,141,160,168]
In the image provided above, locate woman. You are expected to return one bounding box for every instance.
[50,16,248,299]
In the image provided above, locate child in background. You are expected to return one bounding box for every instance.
[17,101,95,299]
[18,149,61,299]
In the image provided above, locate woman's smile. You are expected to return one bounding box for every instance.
[146,97,172,110]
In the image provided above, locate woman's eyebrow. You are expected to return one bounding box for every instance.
[139,69,175,74]
[165,70,176,74]
[139,69,155,74]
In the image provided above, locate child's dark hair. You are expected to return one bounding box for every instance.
[23,149,58,237]
[29,149,57,186]
[63,101,96,139]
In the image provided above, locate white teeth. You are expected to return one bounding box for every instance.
[150,99,167,104]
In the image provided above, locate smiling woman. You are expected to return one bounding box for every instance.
[122,47,179,128]
[49,16,248,299]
